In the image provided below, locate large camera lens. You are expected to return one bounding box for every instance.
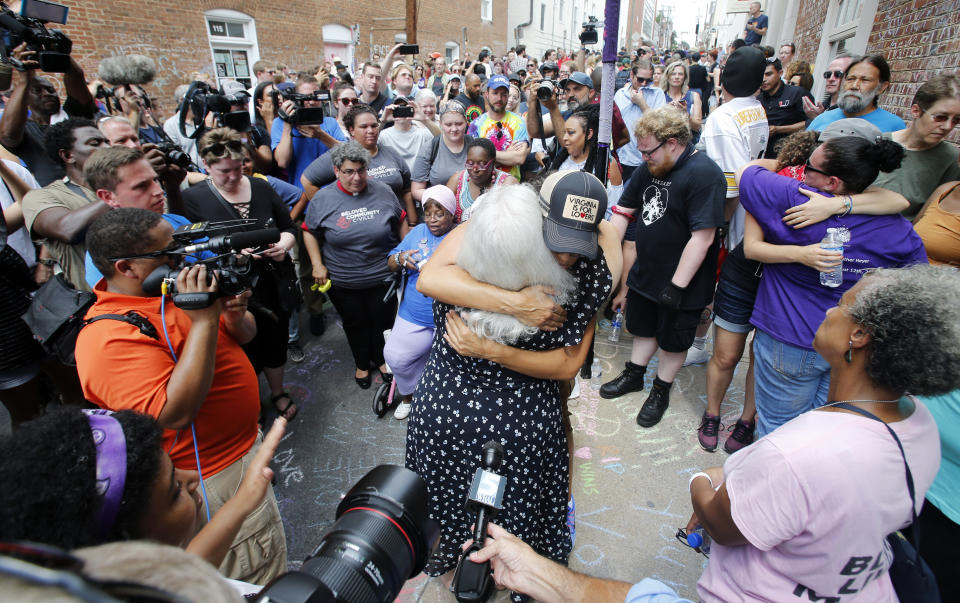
[257,465,439,603]
[536,81,555,101]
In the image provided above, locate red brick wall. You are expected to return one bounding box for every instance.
[41,0,507,113]
[791,0,830,62]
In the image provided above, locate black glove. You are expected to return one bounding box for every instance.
[657,282,686,312]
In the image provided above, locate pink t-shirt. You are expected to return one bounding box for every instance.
[697,399,941,602]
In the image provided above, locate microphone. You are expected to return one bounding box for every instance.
[98,54,157,86]
[451,440,506,603]
[183,228,280,255]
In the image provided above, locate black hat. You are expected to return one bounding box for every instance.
[539,170,607,259]
[720,46,766,97]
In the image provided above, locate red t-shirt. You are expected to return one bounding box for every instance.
[76,282,259,475]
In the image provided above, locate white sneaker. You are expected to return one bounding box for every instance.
[393,402,412,420]
[683,346,711,366]
[568,376,581,400]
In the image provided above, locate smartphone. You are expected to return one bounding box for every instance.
[20,0,69,24]
[398,44,419,55]
[393,105,414,118]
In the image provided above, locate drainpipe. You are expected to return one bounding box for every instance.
[514,0,533,47]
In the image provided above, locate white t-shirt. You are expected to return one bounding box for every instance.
[701,96,768,249]
[162,113,202,168]
[378,124,434,173]
[1,159,40,267]
[697,400,941,602]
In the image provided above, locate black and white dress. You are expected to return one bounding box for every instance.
[405,254,612,575]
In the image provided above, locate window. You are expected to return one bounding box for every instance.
[204,9,260,90]
[834,0,864,28]
[540,3,546,30]
[481,0,493,21]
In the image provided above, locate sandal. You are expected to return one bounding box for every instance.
[270,392,299,421]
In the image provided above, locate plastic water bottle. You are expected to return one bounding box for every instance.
[819,228,844,288]
[589,359,603,390]
[686,526,711,555]
[414,238,430,269]
[608,310,623,342]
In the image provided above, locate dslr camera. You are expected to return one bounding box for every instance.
[536,79,558,102]
[580,16,600,46]
[272,86,332,125]
[141,219,280,309]
[178,80,252,138]
[0,0,72,72]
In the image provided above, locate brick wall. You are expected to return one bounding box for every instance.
[44,0,507,113]
[790,0,830,62]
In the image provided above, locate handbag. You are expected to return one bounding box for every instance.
[21,274,96,365]
[832,403,941,602]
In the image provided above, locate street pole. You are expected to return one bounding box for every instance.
[594,0,620,187]
[406,0,417,44]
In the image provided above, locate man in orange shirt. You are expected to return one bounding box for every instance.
[75,207,287,584]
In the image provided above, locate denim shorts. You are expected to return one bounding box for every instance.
[712,276,758,334]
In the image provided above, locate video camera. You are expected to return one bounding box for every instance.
[0,0,72,73]
[141,219,279,309]
[580,16,600,46]
[178,80,252,139]
[272,86,332,126]
[255,465,439,603]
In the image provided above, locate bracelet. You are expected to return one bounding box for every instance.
[840,195,853,217]
[395,252,403,267]
[688,472,713,490]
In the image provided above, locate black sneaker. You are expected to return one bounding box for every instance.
[636,381,670,427]
[309,313,326,337]
[287,340,305,363]
[599,362,647,399]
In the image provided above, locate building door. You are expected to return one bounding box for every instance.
[323,24,356,72]
[205,9,260,90]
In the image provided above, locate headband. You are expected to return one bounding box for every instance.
[83,409,127,542]
[439,100,467,117]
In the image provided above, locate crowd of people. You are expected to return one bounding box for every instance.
[0,5,958,600]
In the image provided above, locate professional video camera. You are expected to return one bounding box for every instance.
[272,85,332,126]
[178,80,252,139]
[141,219,280,309]
[580,16,600,45]
[255,465,440,603]
[0,0,72,73]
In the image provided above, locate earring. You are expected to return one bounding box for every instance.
[845,340,853,363]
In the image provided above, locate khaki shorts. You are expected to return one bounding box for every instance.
[201,432,288,585]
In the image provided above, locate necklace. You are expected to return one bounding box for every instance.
[823,398,901,408]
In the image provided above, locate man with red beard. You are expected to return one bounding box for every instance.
[600,106,726,429]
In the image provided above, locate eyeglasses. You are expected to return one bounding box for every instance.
[340,97,360,105]
[423,210,449,221]
[636,77,653,85]
[823,70,845,80]
[465,159,494,170]
[200,140,243,157]
[339,167,367,177]
[638,139,666,159]
[804,160,832,177]
[920,110,960,127]
[675,528,709,558]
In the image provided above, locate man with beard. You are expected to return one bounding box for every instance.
[803,53,855,120]
[808,55,905,132]
[600,106,726,429]
[467,75,529,181]
[525,71,595,141]
[453,73,486,124]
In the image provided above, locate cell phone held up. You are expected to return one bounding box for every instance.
[398,44,419,55]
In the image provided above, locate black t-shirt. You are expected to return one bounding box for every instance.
[719,242,763,294]
[6,97,96,186]
[760,82,813,157]
[619,145,726,310]
[181,176,296,236]
[689,64,708,93]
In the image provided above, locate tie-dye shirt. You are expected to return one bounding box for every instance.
[467,111,529,180]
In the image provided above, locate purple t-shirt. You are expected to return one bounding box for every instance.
[740,166,927,349]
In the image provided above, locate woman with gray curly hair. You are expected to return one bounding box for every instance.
[303,140,403,388]
[685,264,958,601]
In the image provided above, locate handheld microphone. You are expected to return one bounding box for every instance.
[182,228,279,255]
[451,440,506,603]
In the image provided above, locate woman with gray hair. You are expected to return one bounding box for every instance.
[687,264,957,601]
[303,140,403,388]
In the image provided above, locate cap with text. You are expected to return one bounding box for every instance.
[540,170,607,259]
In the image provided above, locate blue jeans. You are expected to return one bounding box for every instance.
[753,329,831,437]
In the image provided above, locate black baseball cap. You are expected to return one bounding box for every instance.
[720,46,766,97]
[539,170,607,259]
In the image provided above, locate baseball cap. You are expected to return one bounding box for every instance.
[486,74,510,90]
[540,61,559,74]
[220,80,249,98]
[507,72,523,84]
[818,118,882,143]
[560,72,593,90]
[539,170,608,259]
[720,46,766,97]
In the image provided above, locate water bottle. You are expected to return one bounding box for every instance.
[819,227,844,288]
[608,310,623,342]
[686,526,711,555]
[589,359,603,390]
[415,238,430,269]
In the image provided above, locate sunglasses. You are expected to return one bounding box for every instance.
[921,110,960,127]
[636,77,653,85]
[638,139,666,158]
[823,70,845,80]
[675,528,709,558]
[200,140,243,157]
[804,160,832,177]
[493,121,504,140]
[340,97,360,105]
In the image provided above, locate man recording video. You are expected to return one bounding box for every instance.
[75,207,288,585]
[0,41,96,185]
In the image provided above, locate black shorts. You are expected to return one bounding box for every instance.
[625,289,703,353]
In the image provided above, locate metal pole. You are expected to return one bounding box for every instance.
[594,0,620,187]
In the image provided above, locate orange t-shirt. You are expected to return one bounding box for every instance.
[76,282,259,475]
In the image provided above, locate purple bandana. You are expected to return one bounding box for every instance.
[83,409,127,541]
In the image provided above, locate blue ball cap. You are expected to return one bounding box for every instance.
[486,74,510,90]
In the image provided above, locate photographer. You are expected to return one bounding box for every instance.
[525,71,593,141]
[0,42,96,185]
[271,75,346,189]
[75,207,288,584]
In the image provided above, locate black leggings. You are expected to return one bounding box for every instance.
[327,282,397,370]
[914,499,959,599]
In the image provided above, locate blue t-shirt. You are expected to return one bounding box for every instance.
[84,213,200,288]
[739,166,927,350]
[257,174,302,210]
[807,106,906,133]
[270,116,347,190]
[387,223,449,328]
[920,388,960,524]
[744,13,768,45]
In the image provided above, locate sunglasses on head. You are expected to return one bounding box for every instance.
[823,70,845,80]
[201,140,243,157]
